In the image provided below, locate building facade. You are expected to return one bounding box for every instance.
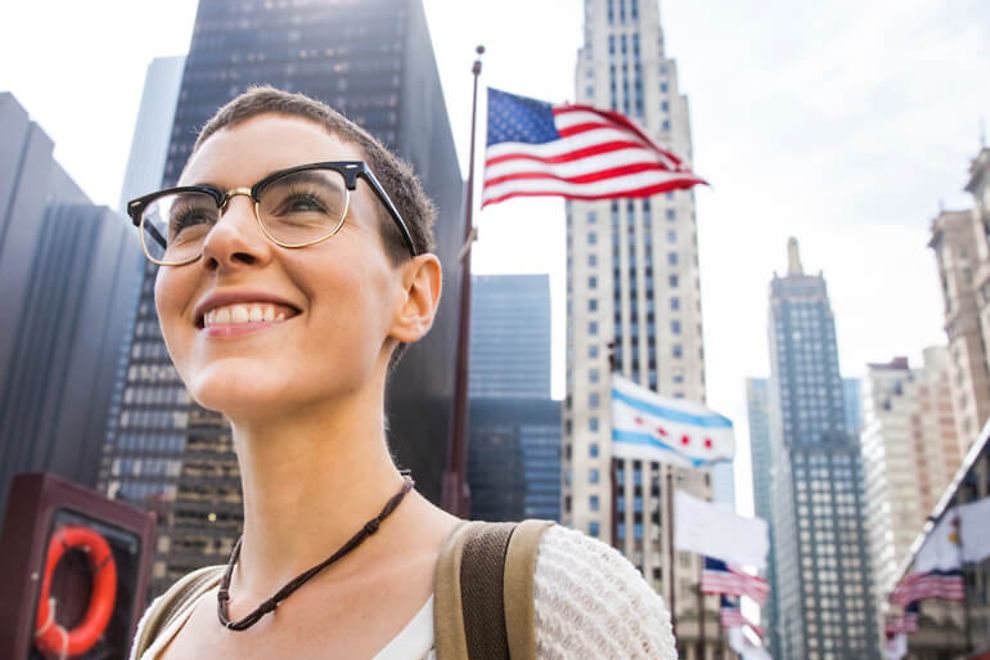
[469,274,552,399]
[467,398,561,522]
[98,0,463,595]
[930,208,990,454]
[467,274,560,522]
[766,238,879,659]
[746,377,780,656]
[860,349,963,619]
[563,1,720,655]
[0,93,143,518]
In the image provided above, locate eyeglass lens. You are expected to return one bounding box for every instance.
[140,168,349,264]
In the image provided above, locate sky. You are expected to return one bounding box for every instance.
[2,0,989,518]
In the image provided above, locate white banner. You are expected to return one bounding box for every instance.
[960,496,990,564]
[674,490,769,570]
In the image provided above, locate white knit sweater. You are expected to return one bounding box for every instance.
[531,524,678,658]
[135,524,677,659]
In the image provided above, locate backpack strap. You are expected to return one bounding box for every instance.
[502,519,555,659]
[129,564,224,659]
[434,519,555,660]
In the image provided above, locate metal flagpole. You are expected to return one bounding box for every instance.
[667,465,677,632]
[442,45,484,516]
[697,575,705,659]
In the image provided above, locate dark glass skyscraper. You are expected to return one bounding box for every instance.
[469,274,552,398]
[0,93,143,518]
[99,0,463,595]
[766,239,879,659]
[467,274,560,522]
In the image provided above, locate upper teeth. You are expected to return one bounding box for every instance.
[204,303,288,326]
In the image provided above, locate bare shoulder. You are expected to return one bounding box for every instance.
[532,524,678,660]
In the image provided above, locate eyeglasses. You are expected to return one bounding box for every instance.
[126,161,419,266]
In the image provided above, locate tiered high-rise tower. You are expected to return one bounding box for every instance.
[765,238,879,659]
[564,1,719,654]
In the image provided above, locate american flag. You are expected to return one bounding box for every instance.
[482,88,706,207]
[885,603,920,635]
[719,596,764,638]
[701,556,770,604]
[890,570,965,607]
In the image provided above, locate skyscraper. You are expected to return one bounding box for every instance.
[98,0,463,595]
[860,349,963,615]
[745,377,780,656]
[469,274,552,399]
[118,56,185,212]
[467,274,560,522]
[0,93,142,517]
[765,238,879,659]
[564,0,717,653]
[930,208,990,452]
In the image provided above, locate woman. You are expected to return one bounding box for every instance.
[129,86,676,659]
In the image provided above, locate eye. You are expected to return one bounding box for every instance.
[284,190,329,214]
[169,204,213,237]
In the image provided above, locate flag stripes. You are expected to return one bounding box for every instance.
[890,571,964,607]
[482,88,705,207]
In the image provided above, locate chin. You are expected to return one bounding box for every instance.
[184,362,301,418]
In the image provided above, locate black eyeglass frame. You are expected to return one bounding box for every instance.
[126,160,420,265]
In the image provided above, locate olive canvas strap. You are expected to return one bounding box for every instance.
[434,519,555,660]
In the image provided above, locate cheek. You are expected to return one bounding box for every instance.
[153,268,195,363]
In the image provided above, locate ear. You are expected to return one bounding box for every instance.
[389,253,443,344]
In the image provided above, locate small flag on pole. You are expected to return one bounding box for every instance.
[482,88,706,207]
[701,556,770,604]
[719,596,763,638]
[674,490,769,570]
[610,375,734,468]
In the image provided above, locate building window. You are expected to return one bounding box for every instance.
[590,393,600,408]
[588,231,598,245]
[589,298,598,311]
[589,276,598,289]
[672,344,683,358]
[669,275,679,287]
[667,252,678,265]
[589,321,599,335]
[670,297,680,310]
[666,230,676,243]
[590,468,600,484]
[671,320,681,334]
[588,254,598,267]
[590,495,600,511]
[589,521,600,537]
[589,345,599,358]
[590,369,600,383]
[589,417,600,432]
[590,442,600,457]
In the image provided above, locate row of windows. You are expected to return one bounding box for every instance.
[124,386,191,406]
[119,409,189,430]
[114,433,186,454]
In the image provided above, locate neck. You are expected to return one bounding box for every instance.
[228,380,408,600]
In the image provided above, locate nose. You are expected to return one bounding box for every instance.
[200,191,272,272]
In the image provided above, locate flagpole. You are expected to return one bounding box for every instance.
[667,465,677,632]
[442,44,484,516]
[696,577,705,659]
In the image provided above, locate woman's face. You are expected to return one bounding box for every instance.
[155,114,411,419]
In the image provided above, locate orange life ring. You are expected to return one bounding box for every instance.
[34,525,118,657]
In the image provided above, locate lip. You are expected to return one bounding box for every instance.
[193,289,303,328]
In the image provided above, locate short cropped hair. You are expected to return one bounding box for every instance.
[192,86,436,263]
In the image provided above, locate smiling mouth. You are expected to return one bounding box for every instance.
[198,302,301,329]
